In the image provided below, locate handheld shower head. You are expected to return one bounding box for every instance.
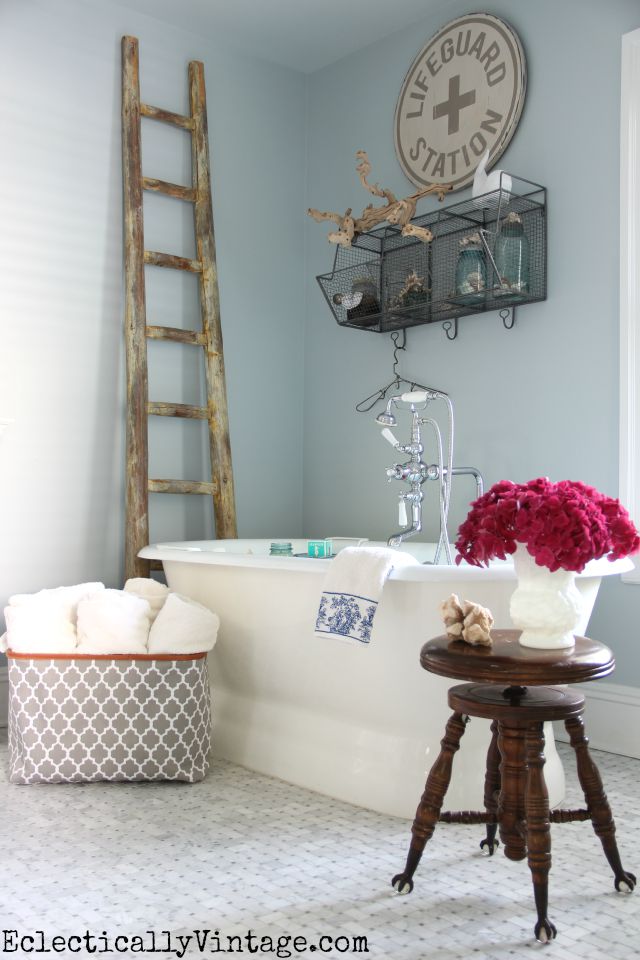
[400,390,429,404]
[375,399,397,427]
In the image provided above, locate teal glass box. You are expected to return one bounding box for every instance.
[308,539,333,558]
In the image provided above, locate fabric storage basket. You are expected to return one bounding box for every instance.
[7,651,211,784]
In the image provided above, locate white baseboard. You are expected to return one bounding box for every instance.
[0,666,7,728]
[555,680,640,759]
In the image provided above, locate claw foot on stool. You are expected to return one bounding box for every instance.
[614,870,636,893]
[391,873,414,895]
[480,822,500,856]
[534,918,557,944]
[479,837,500,856]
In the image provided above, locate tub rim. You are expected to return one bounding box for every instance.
[139,539,633,583]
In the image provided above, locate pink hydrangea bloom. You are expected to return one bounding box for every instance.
[455,478,640,573]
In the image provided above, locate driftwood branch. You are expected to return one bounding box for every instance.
[308,207,355,247]
[308,151,451,247]
[355,150,397,205]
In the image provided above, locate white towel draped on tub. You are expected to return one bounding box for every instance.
[148,593,220,655]
[123,577,169,624]
[76,589,151,655]
[2,582,105,654]
[314,546,417,645]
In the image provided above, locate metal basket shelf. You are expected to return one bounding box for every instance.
[315,176,546,335]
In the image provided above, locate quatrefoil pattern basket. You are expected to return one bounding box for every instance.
[7,653,211,784]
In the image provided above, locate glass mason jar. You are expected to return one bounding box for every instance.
[270,541,293,556]
[494,212,529,296]
[455,238,487,302]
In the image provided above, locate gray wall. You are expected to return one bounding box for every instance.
[303,0,640,683]
[0,0,306,633]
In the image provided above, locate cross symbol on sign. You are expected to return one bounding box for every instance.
[433,74,476,135]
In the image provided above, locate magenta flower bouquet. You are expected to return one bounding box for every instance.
[455,478,640,573]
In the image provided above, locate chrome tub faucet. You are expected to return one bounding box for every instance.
[376,390,483,562]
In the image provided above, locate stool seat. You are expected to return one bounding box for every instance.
[391,631,634,945]
[422,630,614,685]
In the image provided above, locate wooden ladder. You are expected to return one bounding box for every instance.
[121,36,237,579]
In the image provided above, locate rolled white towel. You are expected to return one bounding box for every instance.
[8,582,105,625]
[4,582,104,654]
[4,602,78,654]
[76,589,151,655]
[123,577,169,624]
[148,592,220,655]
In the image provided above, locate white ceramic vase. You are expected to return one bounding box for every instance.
[509,545,582,650]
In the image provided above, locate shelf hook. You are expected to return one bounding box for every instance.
[500,307,516,330]
[390,329,407,380]
[442,319,458,341]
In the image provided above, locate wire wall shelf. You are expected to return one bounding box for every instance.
[315,176,546,337]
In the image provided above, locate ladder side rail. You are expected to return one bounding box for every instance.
[189,61,238,538]
[122,35,150,579]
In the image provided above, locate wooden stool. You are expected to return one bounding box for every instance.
[392,631,636,942]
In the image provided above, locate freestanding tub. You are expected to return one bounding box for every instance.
[140,539,629,819]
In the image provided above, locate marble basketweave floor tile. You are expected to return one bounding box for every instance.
[0,730,638,959]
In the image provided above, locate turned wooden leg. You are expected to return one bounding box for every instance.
[480,720,501,855]
[497,722,527,861]
[565,716,636,892]
[392,712,468,894]
[525,722,556,942]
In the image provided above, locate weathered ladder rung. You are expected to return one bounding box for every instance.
[144,250,203,272]
[143,177,196,202]
[140,102,193,130]
[149,479,216,495]
[148,401,208,419]
[146,325,206,346]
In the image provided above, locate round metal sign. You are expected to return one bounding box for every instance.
[394,14,526,191]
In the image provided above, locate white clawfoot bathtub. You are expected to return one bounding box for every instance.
[140,540,628,819]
